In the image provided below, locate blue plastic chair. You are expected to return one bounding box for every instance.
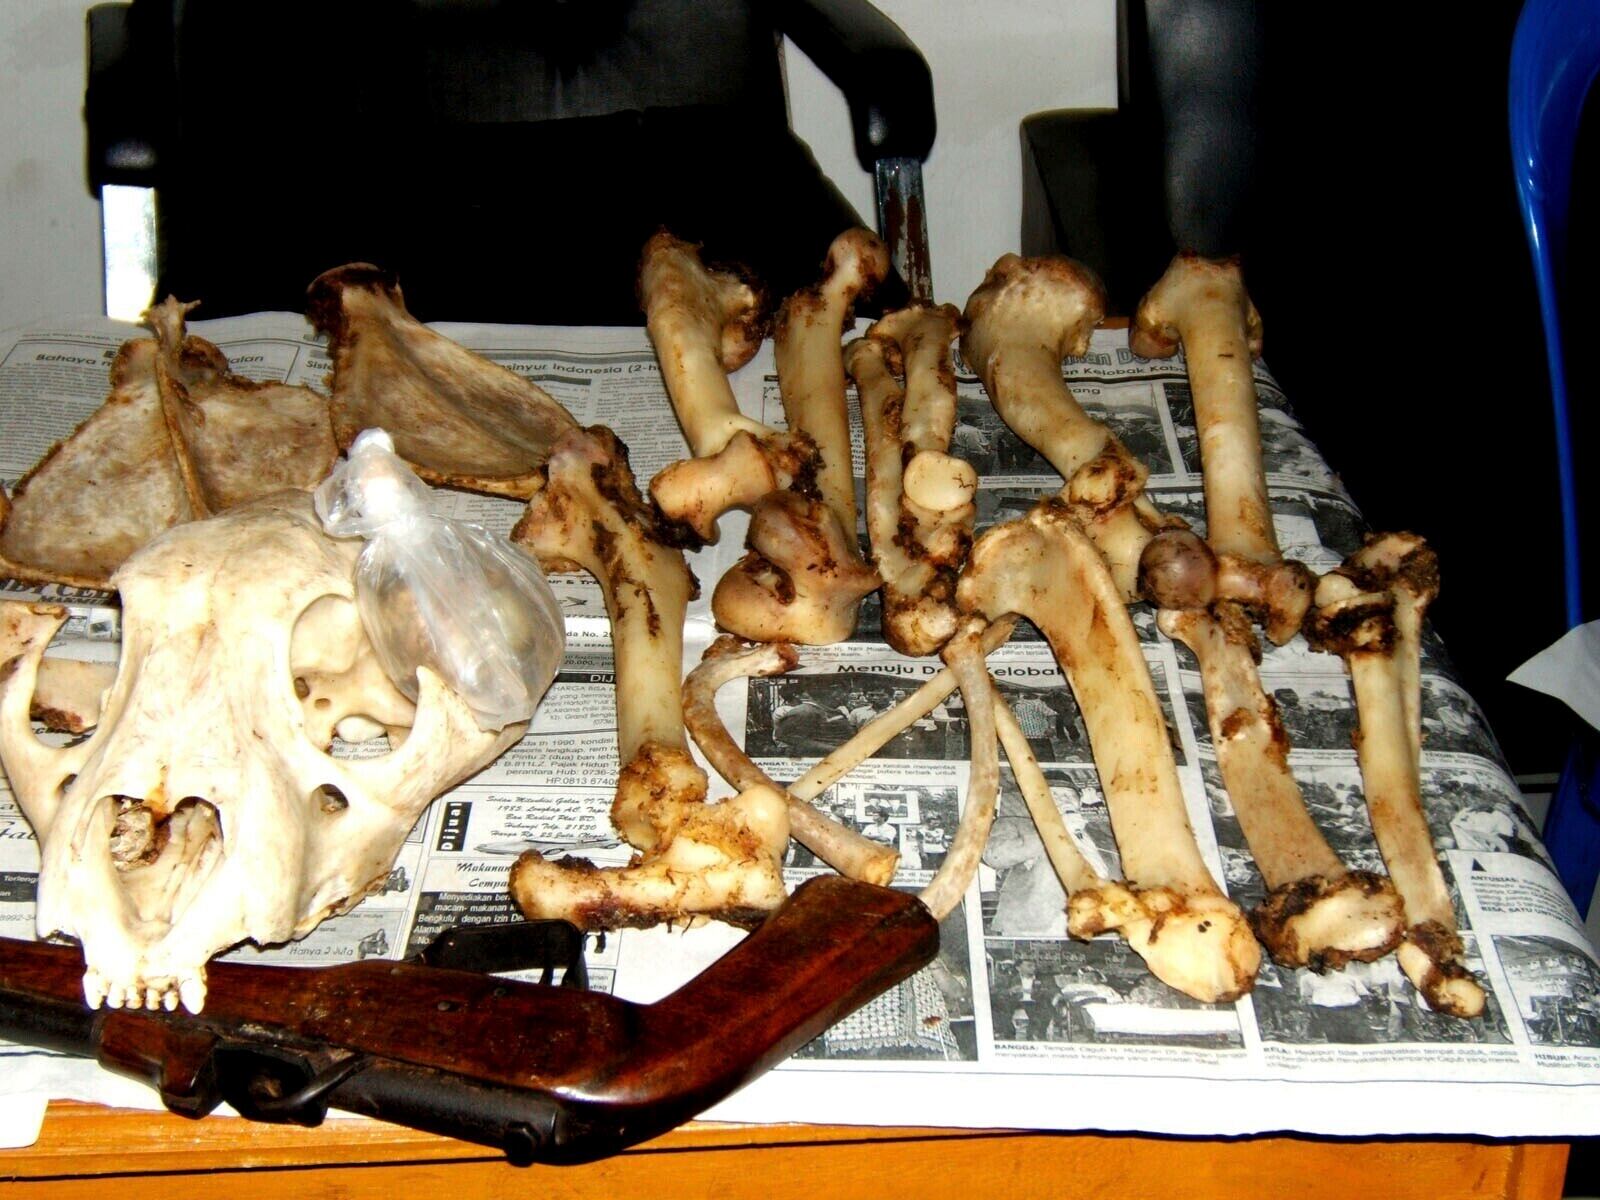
[1509,0,1600,916]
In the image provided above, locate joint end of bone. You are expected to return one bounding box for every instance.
[961,254,1107,370]
[1397,923,1486,1019]
[1250,872,1406,972]
[1140,528,1217,610]
[1068,883,1260,1004]
[903,451,977,512]
[1216,556,1316,644]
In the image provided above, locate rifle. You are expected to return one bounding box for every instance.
[0,875,937,1165]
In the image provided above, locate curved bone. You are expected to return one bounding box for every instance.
[683,636,899,885]
[0,494,519,1012]
[308,264,579,497]
[639,231,769,459]
[1307,533,1485,1017]
[917,619,1001,921]
[510,428,790,930]
[1131,254,1311,643]
[958,501,1259,1002]
[993,698,1102,896]
[788,617,1016,800]
[847,305,976,657]
[961,255,1175,599]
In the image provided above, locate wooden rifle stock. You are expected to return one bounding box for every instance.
[0,875,938,1164]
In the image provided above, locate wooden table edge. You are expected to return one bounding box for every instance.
[0,1100,1569,1200]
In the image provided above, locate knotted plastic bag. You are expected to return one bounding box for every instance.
[314,429,563,731]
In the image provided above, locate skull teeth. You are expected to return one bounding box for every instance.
[79,967,198,1013]
[178,976,206,1014]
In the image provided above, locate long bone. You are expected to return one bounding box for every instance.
[773,228,891,538]
[641,232,878,644]
[683,637,901,885]
[508,427,788,930]
[958,500,1260,1003]
[1131,253,1313,644]
[1130,267,1405,969]
[639,232,794,539]
[1306,533,1485,1017]
[993,696,1258,998]
[961,255,1176,598]
[1145,546,1406,971]
[846,305,977,657]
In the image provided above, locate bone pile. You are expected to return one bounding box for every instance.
[1129,255,1407,976]
[0,235,1489,1021]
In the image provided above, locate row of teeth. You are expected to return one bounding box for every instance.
[82,969,206,1014]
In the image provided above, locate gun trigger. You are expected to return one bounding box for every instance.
[416,920,588,988]
[212,1044,369,1128]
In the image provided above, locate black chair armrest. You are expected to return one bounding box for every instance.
[772,0,936,169]
[85,2,172,194]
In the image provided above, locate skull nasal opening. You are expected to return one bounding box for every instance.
[108,795,222,874]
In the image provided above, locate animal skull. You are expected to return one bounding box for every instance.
[0,491,520,1012]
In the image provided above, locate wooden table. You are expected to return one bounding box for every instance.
[0,1102,1569,1198]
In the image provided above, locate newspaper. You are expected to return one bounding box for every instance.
[0,312,1597,1146]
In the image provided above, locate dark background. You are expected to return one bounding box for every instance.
[1248,4,1593,781]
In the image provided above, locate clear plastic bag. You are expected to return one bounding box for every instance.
[314,429,563,731]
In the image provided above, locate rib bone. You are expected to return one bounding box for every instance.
[509,427,788,929]
[959,500,1259,1002]
[917,619,1001,921]
[1307,533,1485,1017]
[846,304,976,657]
[683,636,900,885]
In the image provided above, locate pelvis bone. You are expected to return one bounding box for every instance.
[0,492,521,1012]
